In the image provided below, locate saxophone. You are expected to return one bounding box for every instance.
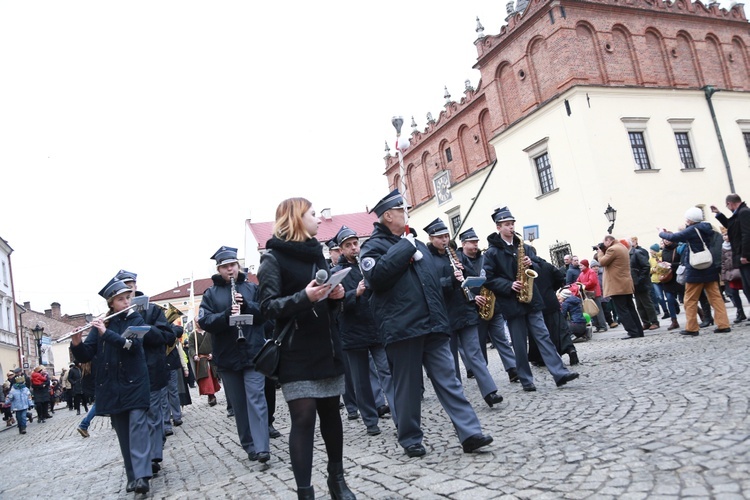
[478,286,495,320]
[516,236,538,304]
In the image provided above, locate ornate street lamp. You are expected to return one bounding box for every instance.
[31,324,44,366]
[604,204,617,235]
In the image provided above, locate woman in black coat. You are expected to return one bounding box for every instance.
[258,197,354,500]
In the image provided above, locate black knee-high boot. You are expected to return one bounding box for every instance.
[327,462,356,500]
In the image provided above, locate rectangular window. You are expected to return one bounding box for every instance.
[628,132,652,170]
[450,214,461,234]
[534,153,555,194]
[674,132,696,169]
[445,147,453,162]
[744,132,750,157]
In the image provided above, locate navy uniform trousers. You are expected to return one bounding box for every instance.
[450,325,499,399]
[480,313,517,372]
[147,388,166,462]
[506,311,570,388]
[111,409,151,482]
[220,368,269,456]
[344,346,397,429]
[386,332,482,449]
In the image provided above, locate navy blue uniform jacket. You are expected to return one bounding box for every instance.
[70,310,150,416]
[359,223,450,346]
[198,272,265,372]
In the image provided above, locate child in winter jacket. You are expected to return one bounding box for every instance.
[5,376,32,434]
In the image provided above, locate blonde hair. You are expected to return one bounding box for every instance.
[273,197,313,242]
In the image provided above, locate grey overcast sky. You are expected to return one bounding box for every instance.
[0,0,739,316]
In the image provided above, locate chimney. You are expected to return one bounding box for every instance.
[51,302,61,320]
[44,309,52,318]
[321,208,332,221]
[23,301,30,310]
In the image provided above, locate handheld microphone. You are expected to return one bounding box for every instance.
[315,269,329,286]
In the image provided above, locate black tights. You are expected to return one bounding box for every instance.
[287,396,343,488]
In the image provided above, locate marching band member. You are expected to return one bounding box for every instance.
[331,225,396,436]
[198,246,271,463]
[423,218,503,408]
[482,207,579,392]
[115,270,174,475]
[70,278,152,494]
[359,189,493,459]
[457,228,519,383]
[257,198,355,500]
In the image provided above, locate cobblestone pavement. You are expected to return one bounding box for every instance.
[2,304,750,499]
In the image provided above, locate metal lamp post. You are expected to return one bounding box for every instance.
[31,324,44,366]
[604,204,617,234]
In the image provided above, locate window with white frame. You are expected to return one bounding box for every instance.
[445,206,462,236]
[523,137,558,196]
[668,118,698,169]
[737,120,750,158]
[621,117,655,170]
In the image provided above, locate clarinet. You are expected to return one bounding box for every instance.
[230,277,246,343]
[446,244,473,301]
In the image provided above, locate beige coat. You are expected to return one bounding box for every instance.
[598,241,634,297]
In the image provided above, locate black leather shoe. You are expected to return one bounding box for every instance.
[462,433,493,453]
[134,478,149,494]
[522,384,537,392]
[151,461,161,474]
[568,351,579,366]
[484,392,504,407]
[661,312,670,320]
[714,327,731,333]
[268,424,281,438]
[366,425,382,436]
[466,369,475,379]
[556,372,580,387]
[621,335,643,340]
[257,451,271,463]
[699,319,714,328]
[377,405,391,418]
[508,368,520,383]
[165,429,174,436]
[248,452,258,461]
[347,411,359,420]
[679,330,699,336]
[173,419,183,426]
[405,444,426,457]
[227,408,235,418]
[126,481,136,493]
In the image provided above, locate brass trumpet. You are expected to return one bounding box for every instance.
[163,303,183,324]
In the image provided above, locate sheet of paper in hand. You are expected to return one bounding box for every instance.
[461,276,486,290]
[318,267,352,301]
[122,326,150,340]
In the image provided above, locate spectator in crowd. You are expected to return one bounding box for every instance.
[659,207,730,336]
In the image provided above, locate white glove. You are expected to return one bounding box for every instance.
[401,233,423,261]
[123,339,133,350]
[402,233,417,247]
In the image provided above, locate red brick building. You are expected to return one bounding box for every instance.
[387,0,749,206]
[385,0,750,261]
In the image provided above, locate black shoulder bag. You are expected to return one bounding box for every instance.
[252,319,295,381]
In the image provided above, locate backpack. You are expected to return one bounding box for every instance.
[708,229,722,269]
